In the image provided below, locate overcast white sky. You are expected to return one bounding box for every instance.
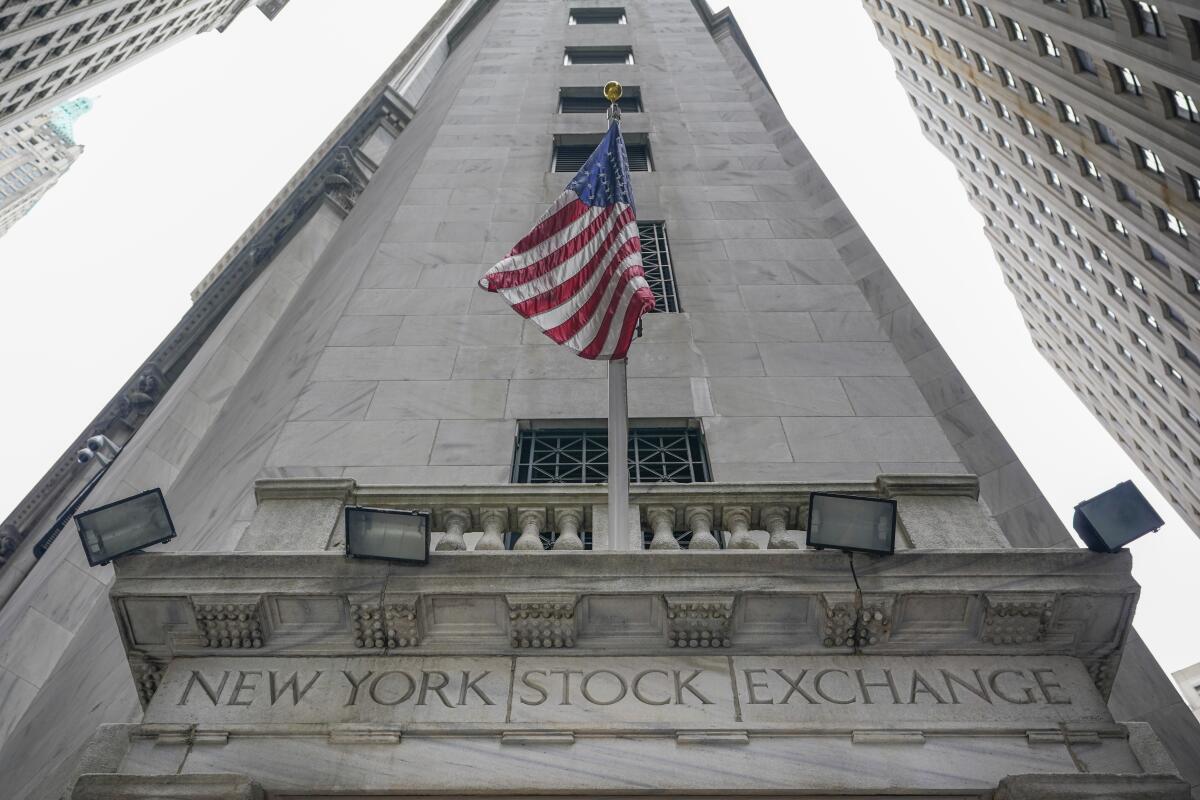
[0,1,1195,677]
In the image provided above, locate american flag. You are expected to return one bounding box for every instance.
[478,122,655,360]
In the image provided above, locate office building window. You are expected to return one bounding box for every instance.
[1172,90,1199,122]
[1117,66,1143,95]
[1133,2,1164,38]
[563,47,634,65]
[1085,0,1110,18]
[637,222,679,312]
[512,424,712,484]
[1137,144,1166,174]
[568,7,626,25]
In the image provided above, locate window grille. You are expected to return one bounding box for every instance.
[564,47,634,65]
[503,530,594,550]
[638,221,679,312]
[553,141,650,172]
[512,426,711,484]
[569,7,626,24]
[560,91,642,114]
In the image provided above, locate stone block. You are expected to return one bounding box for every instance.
[328,316,401,347]
[782,417,960,463]
[367,380,508,420]
[267,421,438,468]
[811,311,887,342]
[741,284,870,312]
[289,381,376,422]
[842,377,933,417]
[759,342,907,377]
[71,773,264,800]
[310,346,456,381]
[709,377,851,417]
[430,420,518,466]
[703,417,792,463]
[506,379,608,418]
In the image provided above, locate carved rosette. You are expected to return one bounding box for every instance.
[821,593,893,648]
[665,594,735,648]
[349,594,421,650]
[129,653,165,705]
[193,598,265,649]
[982,594,1055,645]
[507,594,577,648]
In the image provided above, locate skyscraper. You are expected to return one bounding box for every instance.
[0,95,89,236]
[0,0,289,131]
[0,1,1198,798]
[864,0,1200,538]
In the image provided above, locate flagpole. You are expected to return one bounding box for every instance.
[608,357,629,547]
[603,81,630,549]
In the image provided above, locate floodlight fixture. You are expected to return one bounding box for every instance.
[344,507,431,565]
[806,492,897,556]
[1073,480,1163,553]
[74,488,176,566]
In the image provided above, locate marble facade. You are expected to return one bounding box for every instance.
[0,0,1198,797]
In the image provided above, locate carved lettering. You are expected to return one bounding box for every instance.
[940,669,991,705]
[907,670,948,705]
[1031,668,1072,705]
[227,670,260,706]
[631,670,670,706]
[519,670,549,706]
[342,670,372,706]
[458,670,495,706]
[773,668,818,705]
[417,670,454,707]
[856,669,901,705]
[743,669,773,704]
[673,669,713,705]
[369,670,416,706]
[550,669,584,705]
[268,671,321,706]
[988,669,1036,705]
[178,670,229,706]
[581,669,627,706]
[813,669,854,704]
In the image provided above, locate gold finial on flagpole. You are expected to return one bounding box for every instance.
[604,81,623,124]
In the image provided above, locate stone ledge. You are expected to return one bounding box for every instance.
[71,773,263,800]
[995,773,1191,800]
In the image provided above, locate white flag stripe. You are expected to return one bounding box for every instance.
[527,248,643,331]
[489,197,606,277]
[500,214,637,311]
[560,259,646,353]
[583,276,651,359]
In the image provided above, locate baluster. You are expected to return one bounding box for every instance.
[724,506,758,549]
[435,508,470,552]
[514,508,547,551]
[476,507,507,551]
[646,506,680,550]
[762,505,799,549]
[684,506,719,550]
[552,508,585,551]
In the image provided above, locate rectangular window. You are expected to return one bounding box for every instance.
[568,7,626,25]
[638,222,679,312]
[564,47,634,65]
[559,87,642,114]
[1134,2,1164,38]
[512,424,711,484]
[553,139,650,172]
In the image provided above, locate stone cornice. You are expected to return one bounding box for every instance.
[690,0,773,98]
[109,548,1138,702]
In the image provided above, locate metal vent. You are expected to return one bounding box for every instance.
[564,47,634,65]
[560,93,642,114]
[569,8,627,24]
[513,427,711,484]
[553,142,650,172]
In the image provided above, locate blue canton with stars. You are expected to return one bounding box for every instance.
[566,121,636,211]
